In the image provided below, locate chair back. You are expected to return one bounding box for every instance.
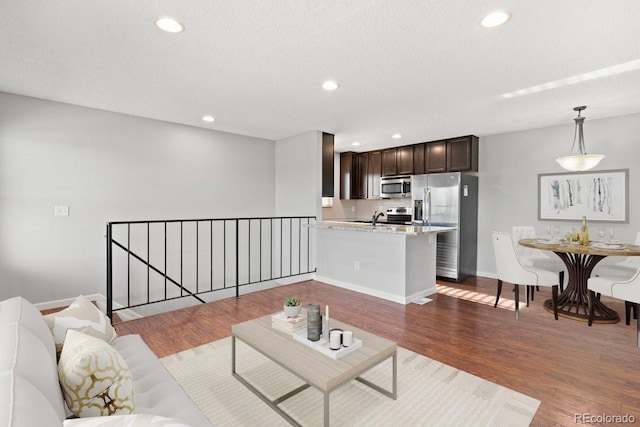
[492,231,536,285]
[617,231,640,269]
[610,267,640,304]
[512,226,539,258]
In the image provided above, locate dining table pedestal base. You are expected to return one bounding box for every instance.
[544,252,619,323]
[543,299,619,323]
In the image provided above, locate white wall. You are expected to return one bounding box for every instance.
[274,130,323,219]
[477,112,640,276]
[0,92,275,303]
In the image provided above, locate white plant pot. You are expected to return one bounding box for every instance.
[284,304,301,318]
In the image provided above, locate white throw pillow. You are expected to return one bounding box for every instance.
[62,414,190,426]
[44,295,117,353]
[58,329,134,417]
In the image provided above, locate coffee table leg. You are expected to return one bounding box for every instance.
[231,335,236,374]
[324,391,330,427]
[392,351,397,399]
[355,350,397,400]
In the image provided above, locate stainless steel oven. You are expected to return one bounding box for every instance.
[380,176,411,198]
[385,207,412,224]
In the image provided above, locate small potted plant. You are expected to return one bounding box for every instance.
[284,296,302,318]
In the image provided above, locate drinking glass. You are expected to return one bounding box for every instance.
[608,228,614,242]
[568,227,576,242]
[597,228,606,242]
[546,225,551,238]
[552,225,561,239]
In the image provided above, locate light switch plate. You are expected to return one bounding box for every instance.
[54,205,69,216]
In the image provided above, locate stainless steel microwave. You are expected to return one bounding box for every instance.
[380,176,411,198]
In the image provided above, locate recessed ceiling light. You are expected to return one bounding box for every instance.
[480,10,511,28]
[155,17,184,33]
[392,134,402,139]
[352,142,361,146]
[322,81,339,91]
[202,115,215,122]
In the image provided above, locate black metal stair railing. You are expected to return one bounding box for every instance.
[106,216,316,320]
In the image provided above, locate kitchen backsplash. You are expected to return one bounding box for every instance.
[322,198,411,221]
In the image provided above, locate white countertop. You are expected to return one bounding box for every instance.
[314,220,457,236]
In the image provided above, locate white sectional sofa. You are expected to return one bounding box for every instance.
[0,296,213,427]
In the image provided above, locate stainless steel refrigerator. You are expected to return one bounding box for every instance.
[411,172,478,281]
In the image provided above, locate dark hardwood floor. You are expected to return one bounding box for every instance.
[114,277,640,426]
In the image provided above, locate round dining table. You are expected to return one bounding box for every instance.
[519,238,640,323]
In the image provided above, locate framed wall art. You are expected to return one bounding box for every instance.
[538,169,629,222]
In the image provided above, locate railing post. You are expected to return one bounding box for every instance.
[235,219,240,298]
[106,223,113,322]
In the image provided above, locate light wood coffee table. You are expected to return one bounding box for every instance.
[232,314,397,427]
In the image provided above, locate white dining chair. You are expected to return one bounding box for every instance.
[492,231,559,320]
[587,268,640,347]
[592,231,640,325]
[512,226,566,295]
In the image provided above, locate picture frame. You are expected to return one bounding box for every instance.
[538,169,629,222]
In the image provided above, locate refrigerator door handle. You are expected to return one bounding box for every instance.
[423,188,431,225]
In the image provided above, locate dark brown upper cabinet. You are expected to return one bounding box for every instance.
[425,140,447,173]
[447,135,478,172]
[340,152,355,199]
[413,143,425,175]
[381,148,397,176]
[340,151,368,199]
[340,135,478,199]
[367,151,382,199]
[396,145,414,175]
[322,133,334,197]
[356,152,368,198]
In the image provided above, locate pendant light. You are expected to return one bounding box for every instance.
[555,106,605,171]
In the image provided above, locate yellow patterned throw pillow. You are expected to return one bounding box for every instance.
[58,329,135,417]
[45,295,117,354]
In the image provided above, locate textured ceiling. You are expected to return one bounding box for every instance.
[1,1,640,152]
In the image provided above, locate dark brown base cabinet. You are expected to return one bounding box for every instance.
[340,135,478,199]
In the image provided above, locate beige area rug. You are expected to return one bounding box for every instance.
[161,337,539,426]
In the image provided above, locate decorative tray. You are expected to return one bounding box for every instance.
[292,329,362,359]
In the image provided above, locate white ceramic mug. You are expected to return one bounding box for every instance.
[343,330,353,347]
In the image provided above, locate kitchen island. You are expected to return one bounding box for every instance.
[313,221,455,304]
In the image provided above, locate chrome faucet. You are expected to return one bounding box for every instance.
[372,210,385,226]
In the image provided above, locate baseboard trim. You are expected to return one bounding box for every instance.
[312,274,434,305]
[476,271,497,279]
